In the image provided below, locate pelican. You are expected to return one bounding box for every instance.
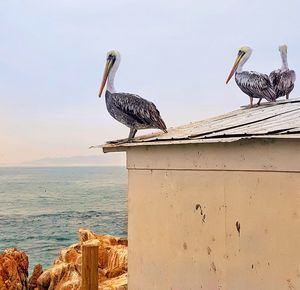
[226,46,276,107]
[269,44,296,100]
[99,50,167,143]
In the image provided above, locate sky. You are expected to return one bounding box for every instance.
[0,0,299,164]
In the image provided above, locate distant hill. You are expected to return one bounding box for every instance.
[21,154,125,167]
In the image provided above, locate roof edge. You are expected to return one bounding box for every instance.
[91,135,300,153]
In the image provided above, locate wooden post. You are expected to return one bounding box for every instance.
[81,239,100,290]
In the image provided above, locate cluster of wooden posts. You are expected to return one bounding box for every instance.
[81,240,100,290]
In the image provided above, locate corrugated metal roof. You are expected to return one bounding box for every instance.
[98,98,300,152]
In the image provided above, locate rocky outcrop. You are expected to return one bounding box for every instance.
[0,248,29,290]
[37,261,81,290]
[0,229,127,290]
[37,228,128,290]
[28,264,43,290]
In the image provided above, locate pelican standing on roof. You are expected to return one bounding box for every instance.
[99,50,167,143]
[269,44,296,100]
[226,46,276,107]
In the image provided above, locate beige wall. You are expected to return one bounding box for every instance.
[126,139,300,290]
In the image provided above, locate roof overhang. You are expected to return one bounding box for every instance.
[94,134,300,153]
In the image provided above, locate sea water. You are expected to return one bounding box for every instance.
[0,166,127,272]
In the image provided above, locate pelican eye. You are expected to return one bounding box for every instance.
[107,54,116,62]
[238,50,246,57]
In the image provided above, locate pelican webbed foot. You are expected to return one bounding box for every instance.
[106,138,131,144]
[257,98,262,106]
[105,129,138,144]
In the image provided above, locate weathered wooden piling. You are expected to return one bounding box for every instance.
[81,239,100,290]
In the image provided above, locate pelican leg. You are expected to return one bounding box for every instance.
[249,97,253,107]
[105,129,138,144]
[286,93,289,100]
[257,98,262,106]
[128,128,137,141]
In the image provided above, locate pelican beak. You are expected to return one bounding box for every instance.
[226,52,244,84]
[99,58,113,97]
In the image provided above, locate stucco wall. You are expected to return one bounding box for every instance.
[126,139,300,290]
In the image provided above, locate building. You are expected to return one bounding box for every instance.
[101,98,300,290]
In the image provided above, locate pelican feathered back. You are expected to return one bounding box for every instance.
[105,91,167,132]
[235,71,276,102]
[269,69,296,99]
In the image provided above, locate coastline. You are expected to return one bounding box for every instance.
[0,166,128,273]
[0,228,128,290]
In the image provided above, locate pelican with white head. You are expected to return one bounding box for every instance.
[269,44,296,100]
[98,50,167,143]
[226,46,276,107]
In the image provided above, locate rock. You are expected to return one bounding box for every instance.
[0,247,29,290]
[28,264,43,290]
[106,246,128,278]
[100,273,128,290]
[37,262,81,290]
[37,229,128,290]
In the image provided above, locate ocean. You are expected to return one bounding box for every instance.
[0,166,127,273]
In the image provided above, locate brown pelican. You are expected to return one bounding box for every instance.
[99,50,167,143]
[226,46,276,107]
[269,44,296,100]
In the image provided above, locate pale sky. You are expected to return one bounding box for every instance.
[0,0,299,164]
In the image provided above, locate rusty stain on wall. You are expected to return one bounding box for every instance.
[235,221,241,236]
[207,247,212,255]
[195,203,206,223]
[183,242,188,250]
[211,262,217,273]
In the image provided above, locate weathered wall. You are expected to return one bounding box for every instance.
[126,139,300,290]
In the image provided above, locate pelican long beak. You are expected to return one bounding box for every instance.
[226,53,243,84]
[99,59,113,97]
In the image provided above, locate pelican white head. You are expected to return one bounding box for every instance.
[279,44,288,54]
[226,45,252,84]
[99,50,121,97]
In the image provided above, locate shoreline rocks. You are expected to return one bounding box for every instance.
[0,247,29,290]
[28,264,43,290]
[0,229,128,290]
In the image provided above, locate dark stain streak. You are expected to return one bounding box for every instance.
[195,203,207,223]
[211,262,217,273]
[195,203,203,215]
[251,264,254,269]
[202,214,206,223]
[236,221,241,236]
[207,247,211,255]
[183,242,188,250]
[287,279,295,290]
